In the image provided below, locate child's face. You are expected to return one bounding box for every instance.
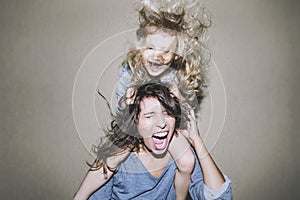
[137,97,176,155]
[141,30,177,77]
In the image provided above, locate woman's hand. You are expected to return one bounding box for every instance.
[178,109,201,146]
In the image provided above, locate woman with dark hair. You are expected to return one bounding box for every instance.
[76,83,232,199]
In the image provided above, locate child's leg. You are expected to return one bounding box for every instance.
[169,133,195,200]
[74,151,130,200]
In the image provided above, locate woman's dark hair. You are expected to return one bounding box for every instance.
[93,82,186,175]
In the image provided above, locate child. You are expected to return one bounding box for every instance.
[74,1,212,199]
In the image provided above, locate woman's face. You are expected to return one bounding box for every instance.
[141,30,177,77]
[137,97,176,155]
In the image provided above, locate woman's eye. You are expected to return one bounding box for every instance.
[144,115,153,119]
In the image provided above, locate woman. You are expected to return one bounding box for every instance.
[85,82,232,199]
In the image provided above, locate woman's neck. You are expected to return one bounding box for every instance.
[136,145,171,178]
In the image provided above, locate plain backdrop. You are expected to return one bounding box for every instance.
[1,0,299,199]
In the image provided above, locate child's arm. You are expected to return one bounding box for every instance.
[168,133,195,200]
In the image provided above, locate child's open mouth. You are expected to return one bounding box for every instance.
[149,61,164,67]
[152,131,169,150]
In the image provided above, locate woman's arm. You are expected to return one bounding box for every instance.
[192,137,225,191]
[73,165,114,200]
[74,149,131,199]
[179,110,226,192]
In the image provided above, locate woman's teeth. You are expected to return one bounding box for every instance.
[152,132,168,150]
[152,131,168,139]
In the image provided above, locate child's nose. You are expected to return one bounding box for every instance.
[152,49,165,58]
[154,48,164,55]
[152,55,164,63]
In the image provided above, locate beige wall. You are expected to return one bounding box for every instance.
[1,0,299,199]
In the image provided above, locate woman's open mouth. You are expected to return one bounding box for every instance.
[152,131,169,150]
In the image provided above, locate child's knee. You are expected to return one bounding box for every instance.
[176,148,195,174]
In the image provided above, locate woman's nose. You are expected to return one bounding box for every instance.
[154,113,167,129]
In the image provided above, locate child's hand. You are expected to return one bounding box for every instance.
[119,87,136,110]
[170,84,184,101]
[125,87,135,105]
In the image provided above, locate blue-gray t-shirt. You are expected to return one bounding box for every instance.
[89,150,232,200]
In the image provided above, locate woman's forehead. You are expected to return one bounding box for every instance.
[140,97,162,113]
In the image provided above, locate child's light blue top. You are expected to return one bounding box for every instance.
[115,65,179,115]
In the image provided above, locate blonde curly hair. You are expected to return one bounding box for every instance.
[123,1,212,113]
